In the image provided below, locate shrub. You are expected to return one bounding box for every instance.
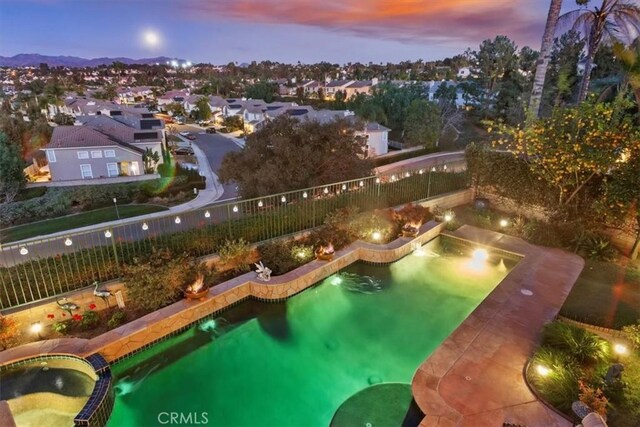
[350,211,399,243]
[579,235,618,262]
[396,203,431,225]
[258,241,304,276]
[522,220,564,248]
[79,310,99,330]
[305,225,354,251]
[123,248,197,313]
[107,310,127,330]
[622,321,640,350]
[0,315,19,349]
[53,321,68,335]
[218,239,252,273]
[290,244,314,263]
[541,322,610,365]
[529,347,581,414]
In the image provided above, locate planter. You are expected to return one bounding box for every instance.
[184,288,209,300]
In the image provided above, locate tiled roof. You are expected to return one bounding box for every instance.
[48,126,116,149]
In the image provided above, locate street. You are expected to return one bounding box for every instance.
[173,124,242,201]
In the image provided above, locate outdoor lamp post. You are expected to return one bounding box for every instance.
[113,198,120,220]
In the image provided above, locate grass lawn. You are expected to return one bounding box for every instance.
[0,204,169,243]
[561,260,640,329]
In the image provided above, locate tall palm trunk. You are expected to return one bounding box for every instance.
[577,46,597,102]
[529,0,564,119]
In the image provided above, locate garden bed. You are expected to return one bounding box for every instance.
[526,321,640,427]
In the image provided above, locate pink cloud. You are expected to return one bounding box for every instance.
[185,0,545,48]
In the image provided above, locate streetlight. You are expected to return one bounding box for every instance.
[113,198,120,220]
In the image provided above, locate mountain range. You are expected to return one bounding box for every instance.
[0,54,182,68]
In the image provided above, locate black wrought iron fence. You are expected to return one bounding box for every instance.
[0,166,468,309]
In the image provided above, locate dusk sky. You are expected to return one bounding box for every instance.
[0,0,575,64]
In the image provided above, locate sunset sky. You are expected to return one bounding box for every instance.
[0,0,575,63]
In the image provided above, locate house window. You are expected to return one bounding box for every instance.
[91,150,102,158]
[104,150,116,158]
[80,164,93,179]
[130,161,140,176]
[106,163,119,177]
[77,151,89,159]
[46,150,56,163]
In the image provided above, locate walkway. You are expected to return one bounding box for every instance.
[412,225,584,427]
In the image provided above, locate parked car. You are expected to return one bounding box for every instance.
[186,133,197,140]
[206,127,216,134]
[179,131,190,136]
[174,147,194,156]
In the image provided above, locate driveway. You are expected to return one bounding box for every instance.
[174,125,241,200]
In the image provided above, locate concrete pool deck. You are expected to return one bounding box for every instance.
[412,225,584,427]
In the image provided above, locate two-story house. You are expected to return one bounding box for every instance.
[42,114,165,182]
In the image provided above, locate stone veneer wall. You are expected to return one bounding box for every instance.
[83,221,445,362]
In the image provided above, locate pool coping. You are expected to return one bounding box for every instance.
[411,225,584,427]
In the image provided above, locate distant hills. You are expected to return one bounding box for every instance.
[0,54,182,67]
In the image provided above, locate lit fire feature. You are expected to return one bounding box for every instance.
[185,274,208,300]
[402,222,420,237]
[315,243,335,261]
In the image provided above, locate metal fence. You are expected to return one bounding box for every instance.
[0,165,468,310]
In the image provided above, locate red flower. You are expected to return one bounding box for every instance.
[47,314,55,319]
[72,314,83,321]
[88,303,97,310]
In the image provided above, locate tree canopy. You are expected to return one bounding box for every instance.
[218,115,373,198]
[0,132,26,204]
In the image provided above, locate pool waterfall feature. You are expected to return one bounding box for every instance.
[106,235,521,427]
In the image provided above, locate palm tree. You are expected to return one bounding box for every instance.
[559,0,640,102]
[529,0,564,119]
[612,40,640,106]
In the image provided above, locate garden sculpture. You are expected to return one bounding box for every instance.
[93,281,113,307]
[255,262,272,282]
[604,363,624,385]
[56,298,79,316]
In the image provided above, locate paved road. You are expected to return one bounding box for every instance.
[174,125,241,201]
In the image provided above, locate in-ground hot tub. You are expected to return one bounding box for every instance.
[0,354,113,427]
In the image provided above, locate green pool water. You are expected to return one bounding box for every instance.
[108,237,519,427]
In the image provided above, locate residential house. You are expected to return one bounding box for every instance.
[324,80,355,99]
[425,81,466,108]
[344,79,378,99]
[42,114,164,181]
[157,89,190,108]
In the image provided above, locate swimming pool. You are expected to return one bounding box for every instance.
[108,236,520,426]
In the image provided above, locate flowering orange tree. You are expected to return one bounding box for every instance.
[598,144,640,259]
[491,99,638,210]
